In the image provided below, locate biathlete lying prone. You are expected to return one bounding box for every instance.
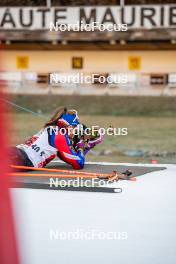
[11,107,105,169]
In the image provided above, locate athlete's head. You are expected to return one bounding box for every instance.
[44,107,79,128]
[57,108,79,128]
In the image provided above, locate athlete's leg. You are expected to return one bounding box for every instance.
[10,147,34,167]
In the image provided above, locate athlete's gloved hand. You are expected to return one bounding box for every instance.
[75,139,85,151]
[84,131,105,155]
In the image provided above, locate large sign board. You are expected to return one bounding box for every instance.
[0,5,176,30]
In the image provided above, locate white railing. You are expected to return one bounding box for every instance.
[1,71,176,96]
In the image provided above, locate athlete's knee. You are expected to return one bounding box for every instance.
[72,159,85,170]
[78,161,85,169]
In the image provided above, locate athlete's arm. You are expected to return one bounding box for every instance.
[54,132,85,170]
[76,133,105,155]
